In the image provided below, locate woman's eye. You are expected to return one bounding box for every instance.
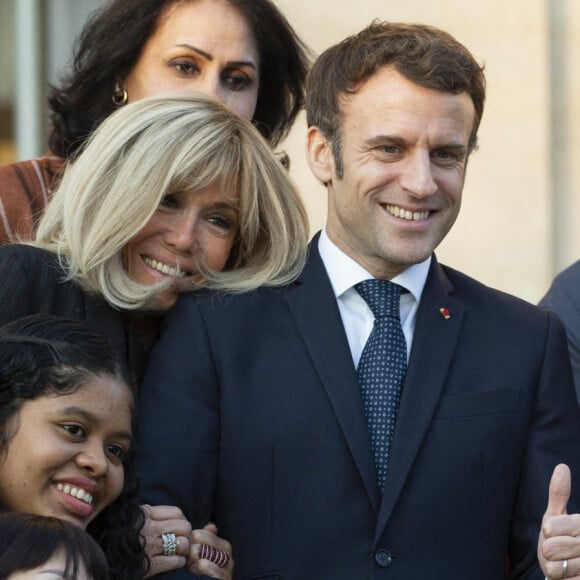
[223,72,251,91]
[208,215,233,230]
[173,61,199,76]
[159,194,179,209]
[62,424,85,438]
[105,443,127,462]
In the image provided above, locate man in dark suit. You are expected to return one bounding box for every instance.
[137,21,580,579]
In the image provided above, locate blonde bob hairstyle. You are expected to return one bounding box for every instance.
[34,93,309,311]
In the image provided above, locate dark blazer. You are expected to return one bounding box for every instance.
[137,237,580,580]
[0,244,145,380]
[539,260,580,401]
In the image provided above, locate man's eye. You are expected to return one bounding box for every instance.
[433,149,463,163]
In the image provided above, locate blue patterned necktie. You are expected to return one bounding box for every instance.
[356,279,407,490]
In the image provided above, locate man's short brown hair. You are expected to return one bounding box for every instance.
[306,21,486,176]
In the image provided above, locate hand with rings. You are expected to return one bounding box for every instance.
[538,465,580,580]
[141,504,192,578]
[188,522,234,580]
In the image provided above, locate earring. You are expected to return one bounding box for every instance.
[112,81,128,106]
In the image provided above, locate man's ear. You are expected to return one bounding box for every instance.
[305,126,334,185]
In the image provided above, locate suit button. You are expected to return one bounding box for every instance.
[374,549,392,567]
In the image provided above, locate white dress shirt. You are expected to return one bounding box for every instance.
[318,229,431,367]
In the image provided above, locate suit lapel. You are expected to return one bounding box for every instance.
[374,257,465,542]
[284,241,381,512]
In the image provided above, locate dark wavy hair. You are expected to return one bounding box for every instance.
[306,20,486,177]
[48,0,311,158]
[0,314,146,580]
[0,512,110,579]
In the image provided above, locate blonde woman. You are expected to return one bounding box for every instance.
[0,93,308,365]
[0,93,309,578]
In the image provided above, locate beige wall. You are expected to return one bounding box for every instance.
[275,0,580,303]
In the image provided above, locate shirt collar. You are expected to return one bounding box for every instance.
[318,228,431,304]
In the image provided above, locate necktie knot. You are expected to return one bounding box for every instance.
[355,279,402,320]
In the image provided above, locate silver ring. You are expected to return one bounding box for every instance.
[161,532,178,557]
[563,559,569,579]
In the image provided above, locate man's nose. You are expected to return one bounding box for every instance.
[399,150,437,198]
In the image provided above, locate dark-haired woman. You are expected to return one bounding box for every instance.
[0,315,143,579]
[0,315,236,579]
[0,0,310,243]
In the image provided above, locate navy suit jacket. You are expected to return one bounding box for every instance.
[137,238,580,579]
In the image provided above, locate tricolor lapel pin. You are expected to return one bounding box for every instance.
[439,307,451,320]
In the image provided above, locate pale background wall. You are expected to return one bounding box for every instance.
[1,0,579,303]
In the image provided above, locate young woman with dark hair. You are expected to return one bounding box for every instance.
[0,314,235,579]
[0,315,143,579]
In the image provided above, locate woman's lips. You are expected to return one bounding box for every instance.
[53,483,96,519]
[143,256,189,278]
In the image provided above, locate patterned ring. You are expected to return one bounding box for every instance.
[161,533,178,557]
[199,543,230,568]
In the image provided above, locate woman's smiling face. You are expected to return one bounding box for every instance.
[0,375,133,529]
[122,184,239,312]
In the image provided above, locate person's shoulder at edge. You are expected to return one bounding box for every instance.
[0,244,70,290]
[0,152,65,182]
[0,242,58,264]
[552,259,580,284]
[0,153,66,244]
[539,260,580,306]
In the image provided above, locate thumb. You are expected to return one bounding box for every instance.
[545,463,571,516]
[203,521,218,534]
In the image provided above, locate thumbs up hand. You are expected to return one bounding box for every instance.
[538,464,580,579]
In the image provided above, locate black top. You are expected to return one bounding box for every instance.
[0,244,146,382]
